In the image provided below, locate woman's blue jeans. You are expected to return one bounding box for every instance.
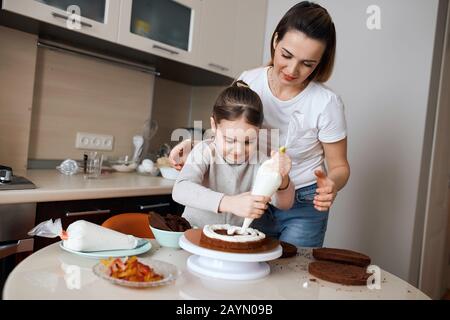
[251,183,329,247]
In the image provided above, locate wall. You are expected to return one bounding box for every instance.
[149,78,193,152]
[0,25,223,168]
[0,26,37,174]
[28,46,154,161]
[150,83,226,151]
[191,86,226,128]
[263,0,442,285]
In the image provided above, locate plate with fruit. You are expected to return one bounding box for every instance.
[93,256,178,288]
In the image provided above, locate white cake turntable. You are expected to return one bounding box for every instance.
[179,229,282,281]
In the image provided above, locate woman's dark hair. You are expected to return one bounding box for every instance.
[269,1,336,82]
[212,80,264,127]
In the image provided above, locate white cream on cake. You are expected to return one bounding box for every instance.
[203,224,265,243]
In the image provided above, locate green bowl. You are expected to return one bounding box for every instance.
[150,226,184,249]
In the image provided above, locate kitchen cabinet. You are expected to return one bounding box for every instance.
[195,0,237,77]
[1,0,121,42]
[118,0,202,66]
[34,194,183,251]
[232,0,267,77]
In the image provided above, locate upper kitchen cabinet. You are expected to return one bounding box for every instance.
[118,0,201,65]
[232,0,267,78]
[1,0,121,42]
[195,0,237,78]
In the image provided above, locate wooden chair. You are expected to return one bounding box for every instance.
[102,213,154,239]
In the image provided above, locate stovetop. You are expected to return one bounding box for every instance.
[0,176,36,191]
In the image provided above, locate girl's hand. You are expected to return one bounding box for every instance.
[169,140,192,171]
[314,169,337,212]
[219,192,271,219]
[270,150,292,178]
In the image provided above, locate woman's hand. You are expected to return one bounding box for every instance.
[314,169,337,212]
[169,139,192,171]
[270,150,292,177]
[219,192,271,219]
[271,150,292,189]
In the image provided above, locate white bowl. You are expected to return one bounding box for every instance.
[150,226,183,249]
[159,167,179,180]
[112,162,138,172]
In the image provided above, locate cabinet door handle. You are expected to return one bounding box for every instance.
[0,239,34,259]
[51,12,93,28]
[66,209,111,217]
[208,63,229,72]
[139,203,171,211]
[153,45,179,55]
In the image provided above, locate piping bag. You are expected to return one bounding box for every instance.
[241,146,287,233]
[28,219,139,252]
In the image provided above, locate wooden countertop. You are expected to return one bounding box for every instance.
[0,170,174,204]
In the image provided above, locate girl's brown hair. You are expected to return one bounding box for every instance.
[212,80,264,127]
[269,1,336,83]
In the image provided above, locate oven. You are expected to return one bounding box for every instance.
[0,203,36,294]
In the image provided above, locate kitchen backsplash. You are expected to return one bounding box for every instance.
[28,46,155,161]
[0,26,227,172]
[150,78,227,154]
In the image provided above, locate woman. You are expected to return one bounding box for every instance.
[170,1,350,247]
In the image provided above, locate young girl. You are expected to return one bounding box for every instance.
[172,81,294,228]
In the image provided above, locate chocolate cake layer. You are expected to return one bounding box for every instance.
[312,248,371,267]
[280,241,297,258]
[200,230,265,250]
[308,261,371,286]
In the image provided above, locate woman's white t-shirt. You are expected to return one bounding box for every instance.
[238,67,347,189]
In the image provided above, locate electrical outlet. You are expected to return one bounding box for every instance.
[75,132,114,151]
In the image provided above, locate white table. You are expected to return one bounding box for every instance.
[2,241,430,300]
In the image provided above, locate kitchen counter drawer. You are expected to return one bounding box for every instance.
[119,195,183,215]
[34,194,183,251]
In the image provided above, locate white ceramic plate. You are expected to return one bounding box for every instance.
[92,258,177,288]
[59,239,152,259]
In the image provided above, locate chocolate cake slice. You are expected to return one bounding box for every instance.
[148,212,171,231]
[280,241,297,258]
[308,261,371,286]
[148,212,192,232]
[312,248,371,267]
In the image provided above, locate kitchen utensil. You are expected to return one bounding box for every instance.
[92,258,177,288]
[132,135,144,163]
[179,230,282,280]
[141,119,158,162]
[0,165,12,183]
[60,240,151,259]
[241,146,287,233]
[84,152,104,179]
[110,155,137,172]
[0,165,36,190]
[56,159,79,175]
[150,226,184,249]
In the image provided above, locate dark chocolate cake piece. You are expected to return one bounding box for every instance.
[308,261,371,286]
[148,212,192,232]
[312,248,371,267]
[279,241,297,258]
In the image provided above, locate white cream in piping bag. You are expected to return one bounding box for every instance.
[241,147,286,233]
[28,219,139,252]
[63,220,138,252]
